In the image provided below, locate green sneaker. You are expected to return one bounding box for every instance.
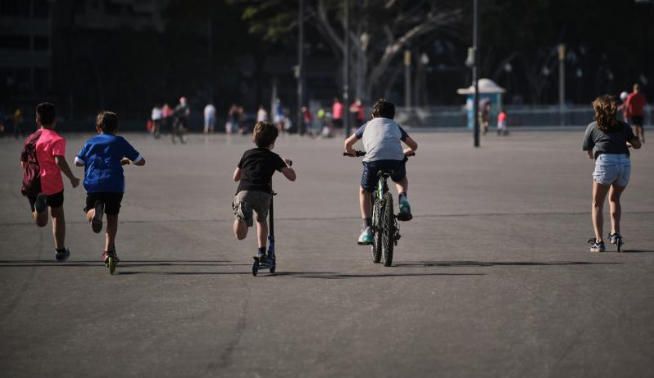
[357,227,373,245]
[397,198,412,221]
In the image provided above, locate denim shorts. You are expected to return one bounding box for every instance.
[593,154,631,187]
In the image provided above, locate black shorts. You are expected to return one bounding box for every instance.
[84,192,124,215]
[629,116,644,127]
[361,160,406,192]
[28,191,64,211]
[332,118,343,129]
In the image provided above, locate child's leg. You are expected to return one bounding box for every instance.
[256,219,268,249]
[359,186,372,220]
[608,184,625,235]
[394,176,408,196]
[233,219,248,240]
[105,214,118,251]
[33,210,48,227]
[50,206,66,250]
[592,181,610,242]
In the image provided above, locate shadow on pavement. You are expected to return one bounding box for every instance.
[394,260,621,268]
[0,260,243,268]
[622,249,654,253]
[267,272,486,279]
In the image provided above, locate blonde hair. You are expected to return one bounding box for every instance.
[592,95,618,132]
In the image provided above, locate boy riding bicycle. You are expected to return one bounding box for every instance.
[344,99,418,245]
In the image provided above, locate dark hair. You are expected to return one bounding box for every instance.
[96,111,118,133]
[253,121,278,148]
[36,102,56,125]
[372,99,395,119]
[592,95,618,132]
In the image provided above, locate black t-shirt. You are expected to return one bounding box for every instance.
[582,121,635,159]
[236,148,286,193]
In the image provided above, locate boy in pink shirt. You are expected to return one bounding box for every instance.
[20,103,80,261]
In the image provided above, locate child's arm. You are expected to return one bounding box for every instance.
[55,156,80,188]
[281,159,296,182]
[403,135,418,153]
[233,167,241,181]
[344,133,358,155]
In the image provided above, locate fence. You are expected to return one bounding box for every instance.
[395,105,653,129]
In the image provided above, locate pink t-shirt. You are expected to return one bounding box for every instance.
[332,101,343,120]
[36,128,65,195]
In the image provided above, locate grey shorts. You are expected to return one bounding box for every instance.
[232,190,272,227]
[593,154,631,187]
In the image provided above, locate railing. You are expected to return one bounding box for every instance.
[396,105,653,128]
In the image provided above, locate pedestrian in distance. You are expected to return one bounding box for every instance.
[204,103,216,134]
[19,102,80,261]
[151,103,162,139]
[75,111,145,264]
[172,96,189,144]
[582,95,641,253]
[256,105,268,123]
[232,121,296,260]
[497,108,509,136]
[344,99,418,245]
[332,97,344,131]
[625,83,647,143]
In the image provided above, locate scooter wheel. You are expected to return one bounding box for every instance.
[252,259,259,276]
[108,256,116,275]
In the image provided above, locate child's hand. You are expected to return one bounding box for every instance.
[70,177,80,188]
[121,158,131,166]
[403,147,415,156]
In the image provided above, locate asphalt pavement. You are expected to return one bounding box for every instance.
[1,130,653,377]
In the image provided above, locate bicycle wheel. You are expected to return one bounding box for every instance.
[382,192,395,267]
[371,196,382,263]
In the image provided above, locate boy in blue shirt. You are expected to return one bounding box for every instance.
[344,99,418,245]
[75,111,145,263]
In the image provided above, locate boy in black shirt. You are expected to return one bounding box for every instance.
[233,122,296,259]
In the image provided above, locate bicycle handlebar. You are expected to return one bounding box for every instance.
[343,150,415,158]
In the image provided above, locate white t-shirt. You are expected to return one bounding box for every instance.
[354,117,408,162]
[204,104,216,119]
[151,107,162,121]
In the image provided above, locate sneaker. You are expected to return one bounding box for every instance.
[55,248,70,262]
[608,232,622,245]
[588,239,605,253]
[91,201,104,233]
[397,198,412,221]
[233,201,253,227]
[34,193,48,213]
[357,227,373,245]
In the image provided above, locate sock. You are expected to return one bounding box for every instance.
[399,192,408,202]
[362,218,371,228]
[258,246,266,255]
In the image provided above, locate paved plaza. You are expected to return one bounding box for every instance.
[1,130,653,377]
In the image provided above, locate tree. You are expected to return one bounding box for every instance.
[234,0,462,103]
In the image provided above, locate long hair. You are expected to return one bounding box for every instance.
[592,95,618,132]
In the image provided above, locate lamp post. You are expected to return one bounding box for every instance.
[343,0,351,137]
[297,0,305,135]
[472,0,479,147]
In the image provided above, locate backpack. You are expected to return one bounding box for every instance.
[20,129,42,197]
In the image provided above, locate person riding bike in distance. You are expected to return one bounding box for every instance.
[344,99,418,245]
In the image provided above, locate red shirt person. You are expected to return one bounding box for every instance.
[625,83,647,142]
[332,98,344,129]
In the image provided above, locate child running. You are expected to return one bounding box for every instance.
[20,102,80,261]
[232,121,296,260]
[75,111,145,263]
[344,99,418,245]
[582,95,641,252]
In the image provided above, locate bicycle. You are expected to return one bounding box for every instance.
[343,150,414,266]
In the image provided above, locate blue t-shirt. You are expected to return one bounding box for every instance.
[76,134,141,193]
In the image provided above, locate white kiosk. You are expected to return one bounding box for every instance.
[457,78,506,129]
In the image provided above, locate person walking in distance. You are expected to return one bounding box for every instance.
[204,102,216,134]
[625,83,647,143]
